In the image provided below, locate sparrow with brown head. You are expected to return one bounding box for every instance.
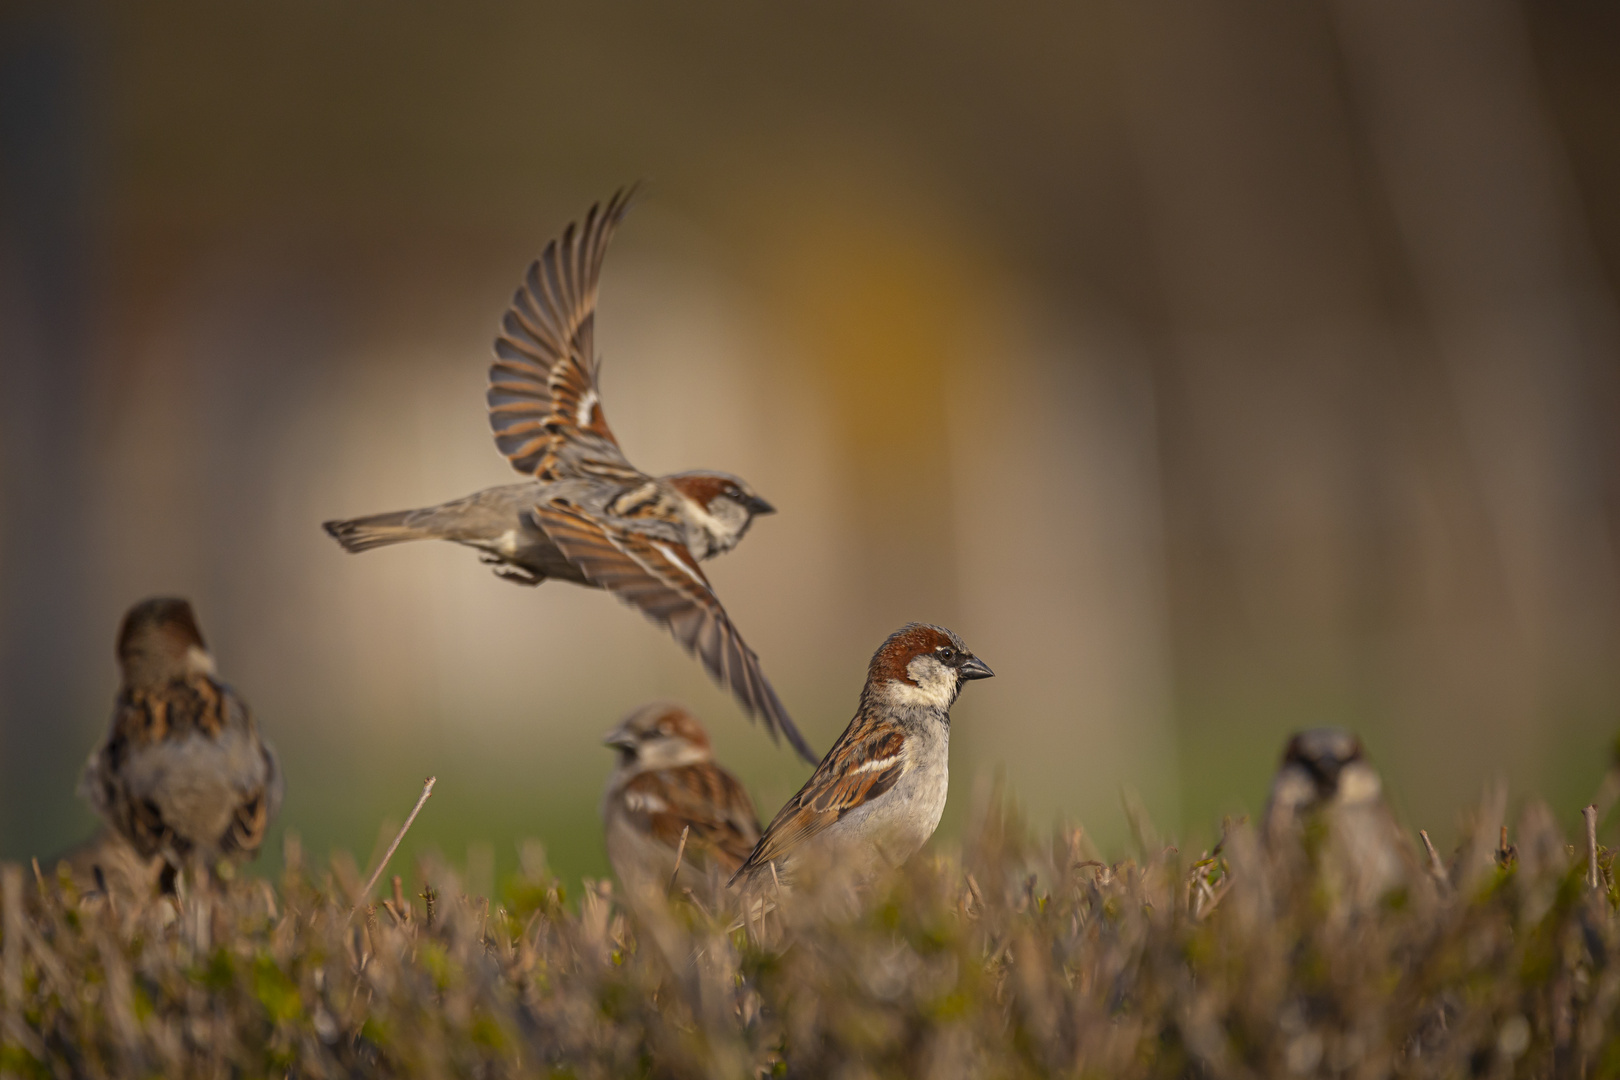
[1262,727,1411,909]
[732,623,992,890]
[601,702,761,910]
[322,190,813,764]
[80,598,282,892]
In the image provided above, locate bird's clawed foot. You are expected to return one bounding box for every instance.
[490,563,545,586]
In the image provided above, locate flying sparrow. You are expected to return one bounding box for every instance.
[322,190,814,763]
[1261,727,1409,905]
[601,701,761,905]
[731,623,992,888]
[80,598,282,888]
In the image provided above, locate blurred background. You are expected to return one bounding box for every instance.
[3,1,1618,886]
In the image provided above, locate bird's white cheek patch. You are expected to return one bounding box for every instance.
[679,497,745,557]
[185,647,217,677]
[1267,767,1319,815]
[1336,763,1383,806]
[893,656,957,710]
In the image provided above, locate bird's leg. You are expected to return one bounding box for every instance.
[475,550,545,586]
[491,564,545,587]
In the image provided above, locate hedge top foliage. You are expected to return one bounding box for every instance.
[4,785,1620,1079]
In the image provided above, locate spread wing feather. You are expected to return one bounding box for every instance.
[533,500,818,764]
[488,187,636,477]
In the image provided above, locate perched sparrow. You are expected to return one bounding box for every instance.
[601,702,761,904]
[1261,727,1408,905]
[731,623,992,887]
[80,599,282,887]
[323,190,813,763]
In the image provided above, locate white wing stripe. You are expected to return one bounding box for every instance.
[625,791,669,813]
[575,388,599,426]
[651,542,710,589]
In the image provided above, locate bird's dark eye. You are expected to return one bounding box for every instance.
[937,646,955,662]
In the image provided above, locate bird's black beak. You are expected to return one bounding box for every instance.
[744,494,776,516]
[959,655,995,681]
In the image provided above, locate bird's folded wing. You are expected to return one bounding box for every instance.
[220,741,280,858]
[534,500,818,764]
[488,188,636,478]
[620,763,762,871]
[734,720,908,878]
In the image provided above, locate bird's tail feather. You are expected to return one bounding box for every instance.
[322,512,432,553]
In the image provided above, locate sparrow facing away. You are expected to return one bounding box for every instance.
[322,190,814,764]
[1261,727,1408,905]
[731,623,993,887]
[80,599,282,887]
[601,702,761,905]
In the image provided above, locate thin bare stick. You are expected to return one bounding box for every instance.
[354,777,435,915]
[421,884,437,928]
[769,861,786,939]
[1419,829,1446,883]
[679,885,712,923]
[667,825,691,896]
[743,887,759,943]
[1585,804,1600,889]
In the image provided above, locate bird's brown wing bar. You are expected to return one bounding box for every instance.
[619,763,761,872]
[488,188,636,478]
[220,742,280,859]
[534,499,818,765]
[732,717,907,880]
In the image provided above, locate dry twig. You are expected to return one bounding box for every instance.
[1585,804,1601,889]
[667,825,691,896]
[1419,829,1447,884]
[354,776,436,915]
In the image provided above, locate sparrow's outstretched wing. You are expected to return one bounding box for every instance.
[617,763,762,872]
[488,188,639,480]
[731,713,908,881]
[534,499,818,765]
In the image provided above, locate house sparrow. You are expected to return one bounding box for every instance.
[80,598,282,888]
[601,702,761,905]
[731,623,992,888]
[322,190,814,764]
[1261,727,1409,905]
